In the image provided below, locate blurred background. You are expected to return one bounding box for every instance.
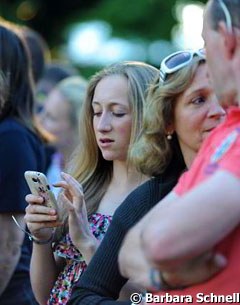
[0,0,207,77]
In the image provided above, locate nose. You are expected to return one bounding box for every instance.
[96,112,112,132]
[208,97,226,120]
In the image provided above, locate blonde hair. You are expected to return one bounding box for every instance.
[131,56,205,176]
[67,61,158,215]
[55,76,87,128]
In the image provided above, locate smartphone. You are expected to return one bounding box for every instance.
[24,171,58,211]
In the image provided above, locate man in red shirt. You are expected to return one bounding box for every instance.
[119,0,240,303]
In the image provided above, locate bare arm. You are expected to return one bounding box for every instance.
[0,214,25,295]
[142,170,240,269]
[25,194,63,305]
[30,243,64,305]
[119,185,227,289]
[55,173,98,264]
[25,171,99,304]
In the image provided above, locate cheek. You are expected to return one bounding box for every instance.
[118,120,132,138]
[185,108,207,128]
[119,127,129,134]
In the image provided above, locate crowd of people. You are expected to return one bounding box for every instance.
[0,0,240,304]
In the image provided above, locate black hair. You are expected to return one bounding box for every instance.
[0,20,36,133]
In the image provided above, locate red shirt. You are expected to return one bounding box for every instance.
[153,107,240,304]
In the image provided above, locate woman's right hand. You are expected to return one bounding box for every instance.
[24,194,62,241]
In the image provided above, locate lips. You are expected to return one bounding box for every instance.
[204,123,222,133]
[99,138,114,143]
[204,128,214,133]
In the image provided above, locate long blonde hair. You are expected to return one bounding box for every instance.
[67,61,158,215]
[131,57,205,176]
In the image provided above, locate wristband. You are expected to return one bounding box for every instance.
[28,231,54,245]
[12,215,54,245]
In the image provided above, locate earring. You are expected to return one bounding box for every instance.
[167,133,172,140]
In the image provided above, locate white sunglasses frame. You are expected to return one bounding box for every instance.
[217,0,232,33]
[159,49,206,83]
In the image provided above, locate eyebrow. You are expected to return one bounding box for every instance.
[92,101,128,108]
[185,87,210,99]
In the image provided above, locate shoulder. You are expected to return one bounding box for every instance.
[0,118,29,138]
[0,118,42,145]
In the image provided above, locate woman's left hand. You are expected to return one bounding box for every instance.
[54,172,98,255]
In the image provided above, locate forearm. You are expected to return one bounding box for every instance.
[74,236,99,265]
[30,243,58,305]
[143,171,240,269]
[0,214,25,295]
[0,246,22,295]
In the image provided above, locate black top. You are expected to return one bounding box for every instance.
[69,155,186,305]
[0,118,45,304]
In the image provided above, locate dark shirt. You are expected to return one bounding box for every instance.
[0,118,45,304]
[69,156,186,305]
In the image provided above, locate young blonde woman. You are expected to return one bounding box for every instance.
[68,50,226,305]
[24,61,158,305]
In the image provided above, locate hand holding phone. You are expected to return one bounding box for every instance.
[24,171,58,212]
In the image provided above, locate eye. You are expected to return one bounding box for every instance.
[191,96,206,105]
[93,112,102,117]
[112,112,126,117]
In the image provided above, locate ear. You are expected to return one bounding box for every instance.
[218,21,237,59]
[165,122,174,135]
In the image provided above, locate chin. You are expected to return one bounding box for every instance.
[102,153,126,162]
[101,153,115,161]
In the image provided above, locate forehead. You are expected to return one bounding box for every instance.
[93,74,129,106]
[183,63,210,96]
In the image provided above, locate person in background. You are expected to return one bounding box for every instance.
[68,50,225,305]
[21,25,51,84]
[0,20,46,305]
[24,61,158,305]
[119,1,240,304]
[36,62,78,109]
[35,62,79,173]
[39,76,88,197]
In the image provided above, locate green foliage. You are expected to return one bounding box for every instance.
[74,0,206,40]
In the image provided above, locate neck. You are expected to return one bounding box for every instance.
[182,150,197,169]
[111,160,148,189]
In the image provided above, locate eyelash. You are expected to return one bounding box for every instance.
[191,96,206,105]
[93,112,125,117]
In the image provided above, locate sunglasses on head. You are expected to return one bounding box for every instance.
[159,49,206,83]
[217,0,232,33]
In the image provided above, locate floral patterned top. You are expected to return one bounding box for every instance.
[47,213,112,305]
